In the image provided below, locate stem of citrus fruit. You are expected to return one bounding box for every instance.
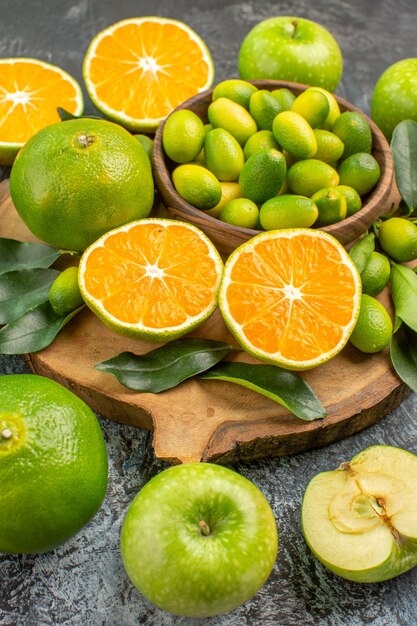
[1,428,13,440]
[76,134,95,149]
[291,20,298,38]
[198,520,211,536]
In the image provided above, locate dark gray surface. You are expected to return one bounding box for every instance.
[1,1,417,624]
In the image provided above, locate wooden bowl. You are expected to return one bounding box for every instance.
[152,80,396,256]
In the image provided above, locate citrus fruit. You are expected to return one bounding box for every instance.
[259,195,318,230]
[49,266,85,316]
[371,58,417,140]
[336,185,362,217]
[83,17,214,132]
[272,111,317,160]
[134,134,153,159]
[249,89,282,130]
[208,97,257,145]
[204,128,244,181]
[338,152,381,196]
[78,218,223,342]
[0,58,83,165]
[239,149,287,205]
[162,110,205,164]
[219,198,259,229]
[0,374,108,554]
[172,163,221,210]
[287,159,339,197]
[378,217,417,262]
[291,89,330,128]
[243,130,280,160]
[349,294,393,353]
[270,88,296,110]
[206,182,242,218]
[311,187,347,227]
[313,129,344,164]
[219,229,361,370]
[332,111,372,159]
[360,251,391,296]
[9,117,154,252]
[212,79,258,109]
[309,86,341,130]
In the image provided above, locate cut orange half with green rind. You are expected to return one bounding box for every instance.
[83,17,215,132]
[78,218,223,342]
[219,228,361,370]
[0,58,84,165]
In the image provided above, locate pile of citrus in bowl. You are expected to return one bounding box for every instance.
[160,79,382,232]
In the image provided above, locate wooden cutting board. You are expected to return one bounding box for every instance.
[0,179,408,464]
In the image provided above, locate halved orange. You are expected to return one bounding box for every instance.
[219,229,361,370]
[78,218,223,341]
[83,17,215,132]
[0,58,84,165]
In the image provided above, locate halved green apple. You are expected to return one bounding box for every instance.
[301,445,417,583]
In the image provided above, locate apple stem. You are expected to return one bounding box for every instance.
[198,520,211,536]
[291,20,298,38]
[1,428,13,440]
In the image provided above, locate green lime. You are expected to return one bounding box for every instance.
[336,185,362,217]
[204,128,244,181]
[332,111,372,159]
[311,187,347,226]
[239,149,287,204]
[243,130,280,160]
[349,294,393,353]
[378,217,417,262]
[162,109,205,164]
[287,159,339,197]
[338,153,381,196]
[291,89,330,128]
[270,88,296,111]
[272,111,317,160]
[0,374,108,553]
[206,182,242,217]
[212,79,258,109]
[249,89,282,130]
[259,194,318,230]
[49,266,84,316]
[360,251,391,296]
[172,163,221,210]
[310,86,341,130]
[133,134,153,159]
[313,129,344,164]
[208,97,257,145]
[219,198,259,229]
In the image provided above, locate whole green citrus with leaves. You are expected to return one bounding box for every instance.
[9,118,154,252]
[0,374,108,554]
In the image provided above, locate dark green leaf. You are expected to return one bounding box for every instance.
[349,232,375,274]
[0,268,60,324]
[57,107,103,122]
[0,301,82,354]
[200,362,326,421]
[390,324,417,394]
[391,120,417,213]
[0,238,62,275]
[390,263,417,332]
[96,338,234,393]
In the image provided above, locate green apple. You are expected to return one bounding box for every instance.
[120,462,278,617]
[371,58,417,140]
[238,16,343,92]
[302,445,417,583]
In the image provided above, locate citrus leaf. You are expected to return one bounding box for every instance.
[0,238,62,275]
[390,262,417,332]
[349,232,375,274]
[391,120,417,213]
[57,107,103,122]
[0,268,60,324]
[0,301,83,354]
[390,324,417,394]
[200,362,326,421]
[96,338,234,393]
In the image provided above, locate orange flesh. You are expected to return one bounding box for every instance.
[226,234,358,362]
[83,222,220,329]
[88,21,212,119]
[0,61,81,143]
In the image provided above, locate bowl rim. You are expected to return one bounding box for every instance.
[152,79,395,247]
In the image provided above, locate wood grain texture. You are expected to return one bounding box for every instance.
[152,80,399,255]
[0,179,408,463]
